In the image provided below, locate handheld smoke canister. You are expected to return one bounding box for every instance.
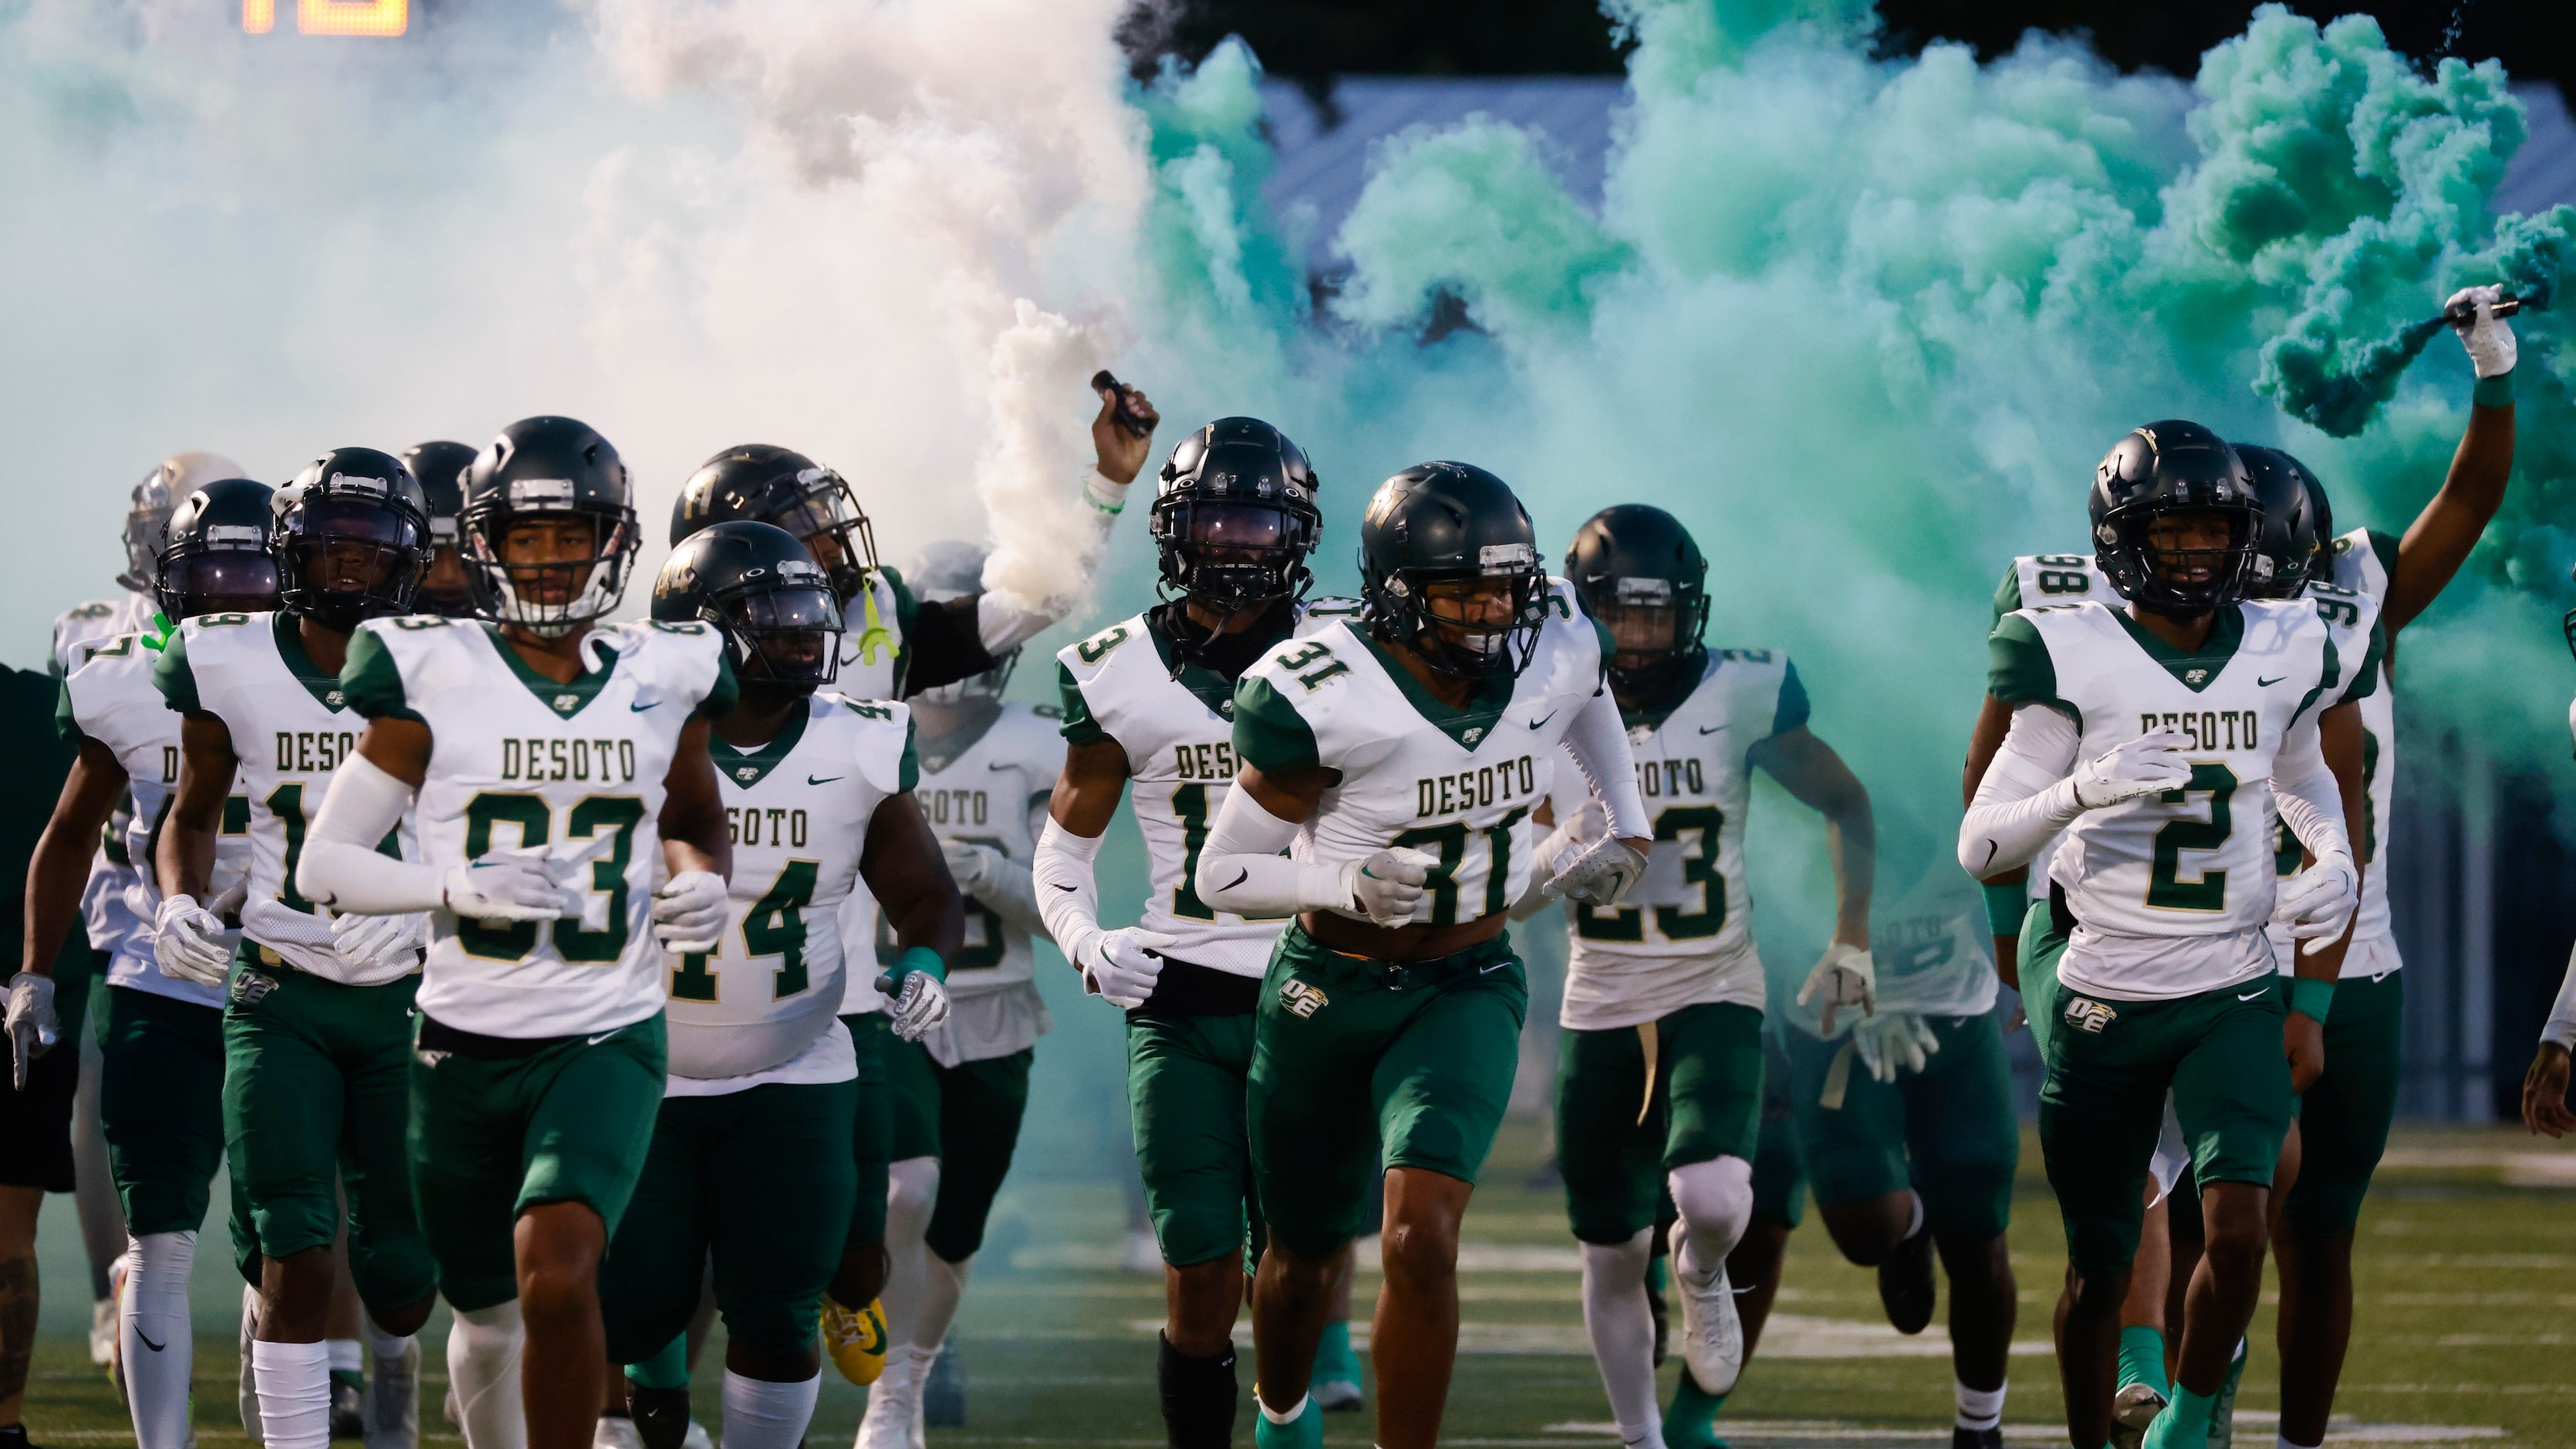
[1090,370,1155,439]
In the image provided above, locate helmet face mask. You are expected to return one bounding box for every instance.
[404,441,482,618]
[275,451,432,631]
[1150,419,1324,627]
[652,522,845,697]
[1564,504,1711,698]
[2090,421,2261,618]
[463,417,641,640]
[671,446,879,603]
[155,478,280,621]
[118,451,246,595]
[1359,463,1548,682]
[2234,444,2324,601]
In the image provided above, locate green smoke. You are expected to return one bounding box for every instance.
[1113,1,2576,956]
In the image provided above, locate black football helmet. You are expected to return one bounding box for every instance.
[403,440,481,618]
[1359,462,1550,681]
[2234,444,2327,600]
[670,444,879,603]
[651,522,843,691]
[1150,418,1324,616]
[274,448,432,631]
[2088,421,2260,617]
[120,452,245,594]
[460,417,640,639]
[156,478,280,621]
[1564,503,1710,698]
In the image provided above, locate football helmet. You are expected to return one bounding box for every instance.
[459,417,640,639]
[650,522,843,691]
[1150,417,1323,618]
[2234,444,2327,600]
[670,444,879,603]
[2088,421,2260,617]
[1564,503,1710,700]
[273,448,432,631]
[403,440,481,617]
[907,541,1015,705]
[1359,461,1549,681]
[120,451,246,594]
[155,478,279,621]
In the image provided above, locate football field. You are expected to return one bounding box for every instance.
[19,1120,2575,1447]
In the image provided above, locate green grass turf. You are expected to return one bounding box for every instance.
[19,1120,2576,1446]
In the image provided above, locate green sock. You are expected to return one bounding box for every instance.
[1312,1320,1359,1382]
[2142,1383,2216,1449]
[2116,1326,2169,1397]
[624,1332,690,1391]
[1645,1257,1669,1295]
[330,1367,364,1392]
[1663,1378,1727,1449]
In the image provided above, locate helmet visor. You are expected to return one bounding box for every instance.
[289,497,424,600]
[160,549,280,616]
[724,583,843,685]
[2140,508,2249,590]
[1171,502,1296,553]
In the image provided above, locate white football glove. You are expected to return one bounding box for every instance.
[2274,849,2358,949]
[1852,1010,1940,1083]
[6,973,59,1090]
[941,839,1001,898]
[1082,927,1174,1010]
[1513,800,1613,919]
[2071,729,2193,809]
[650,870,730,954]
[1797,942,1875,1035]
[1547,835,1650,909]
[442,849,585,924]
[154,893,235,987]
[325,911,429,987]
[2447,284,2517,379]
[1338,847,1437,927]
[880,969,951,1042]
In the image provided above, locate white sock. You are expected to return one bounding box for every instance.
[721,1369,821,1449]
[326,1337,362,1375]
[446,1301,528,1449]
[1258,1393,1311,1424]
[362,1310,412,1365]
[1955,1379,2006,1430]
[1578,1232,1664,1449]
[255,1339,335,1449]
[1904,1189,1927,1240]
[915,1251,974,1353]
[876,1157,941,1353]
[121,1231,198,1449]
[1666,1156,1754,1277]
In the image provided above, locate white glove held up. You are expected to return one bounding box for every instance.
[2071,729,2193,809]
[2447,284,2517,379]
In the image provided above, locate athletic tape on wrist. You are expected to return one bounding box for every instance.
[1982,880,2027,937]
[2288,975,2335,1022]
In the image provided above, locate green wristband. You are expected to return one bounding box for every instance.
[1982,881,2028,937]
[2473,371,2514,408]
[879,944,947,988]
[2288,975,2335,1022]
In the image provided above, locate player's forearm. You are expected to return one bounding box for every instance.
[2386,386,2514,636]
[1957,706,2083,877]
[1033,819,1106,966]
[156,817,222,905]
[2543,938,2576,1052]
[298,754,444,915]
[23,822,101,978]
[1825,813,1874,947]
[972,855,1046,939]
[1559,688,1650,839]
[2271,724,2353,866]
[1193,787,1351,918]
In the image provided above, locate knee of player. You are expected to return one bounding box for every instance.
[886,1158,940,1218]
[515,1258,602,1322]
[1378,1216,1460,1288]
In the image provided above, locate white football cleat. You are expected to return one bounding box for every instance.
[1666,1219,1743,1396]
[593,1414,645,1449]
[857,1344,929,1449]
[89,1295,116,1368]
[2109,1381,2165,1449]
[682,1420,714,1449]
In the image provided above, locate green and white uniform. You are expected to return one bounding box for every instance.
[54,593,158,964]
[1550,648,1799,1246]
[601,692,918,1361]
[1233,587,1608,1258]
[1991,596,2350,1277]
[155,612,438,1309]
[882,701,1062,1264]
[1053,600,1358,1268]
[340,615,736,1310]
[59,628,253,1238]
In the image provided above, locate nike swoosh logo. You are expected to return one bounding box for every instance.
[989,762,1015,772]
[1978,840,1999,871]
[1527,711,1558,729]
[137,1330,166,1352]
[1479,961,1507,974]
[630,700,660,711]
[1698,724,1730,735]
[2237,990,2266,1001]
[1223,868,1249,891]
[807,775,843,785]
[1049,883,1075,891]
[586,1028,622,1045]
[2257,676,2286,687]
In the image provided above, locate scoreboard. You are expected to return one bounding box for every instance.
[241,0,410,36]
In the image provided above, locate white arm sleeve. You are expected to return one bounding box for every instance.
[1033,818,1106,971]
[1959,705,2085,879]
[975,470,1131,655]
[1558,687,1651,839]
[296,753,446,915]
[2270,716,2352,863]
[972,804,1047,940]
[2544,939,2576,1052]
[1192,785,1353,919]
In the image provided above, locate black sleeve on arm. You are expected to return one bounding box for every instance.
[899,595,1001,698]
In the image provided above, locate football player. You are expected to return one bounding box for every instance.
[1036,418,1359,1449]
[1534,505,1951,1449]
[596,522,960,1449]
[26,478,273,1449]
[293,416,737,1449]
[50,451,241,1363]
[1962,421,2365,1449]
[1190,462,1652,1449]
[403,441,484,619]
[152,450,443,1449]
[856,541,1067,1449]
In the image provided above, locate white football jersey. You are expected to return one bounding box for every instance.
[1231,584,1610,929]
[160,613,421,978]
[665,693,917,1091]
[2262,566,2386,978]
[1054,599,1362,978]
[1551,648,1805,1032]
[1993,597,2343,1000]
[1988,554,2112,907]
[342,616,734,1039]
[2323,527,2399,976]
[54,593,159,957]
[893,701,1063,1067]
[59,631,250,1007]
